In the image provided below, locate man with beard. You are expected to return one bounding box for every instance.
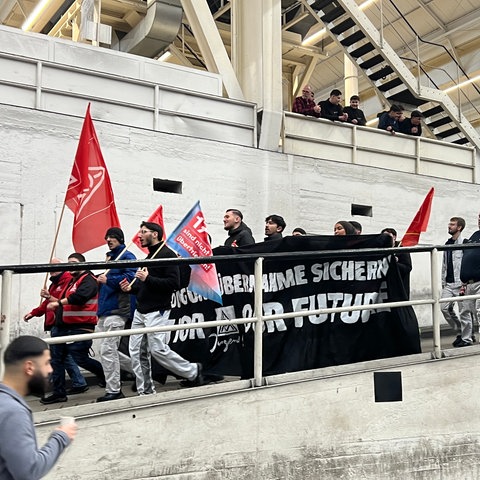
[23,258,88,395]
[0,336,77,479]
[41,253,105,404]
[223,209,255,247]
[441,217,467,347]
[120,222,203,394]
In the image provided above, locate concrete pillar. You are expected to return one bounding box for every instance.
[231,0,283,150]
[344,54,359,104]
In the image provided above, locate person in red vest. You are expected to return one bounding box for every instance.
[23,258,88,395]
[40,253,105,405]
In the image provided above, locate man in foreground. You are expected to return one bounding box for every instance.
[0,336,77,479]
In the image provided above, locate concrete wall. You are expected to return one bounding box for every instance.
[1,103,480,335]
[35,349,480,479]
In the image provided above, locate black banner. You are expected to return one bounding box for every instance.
[153,234,421,380]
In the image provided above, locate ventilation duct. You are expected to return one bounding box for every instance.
[116,0,182,58]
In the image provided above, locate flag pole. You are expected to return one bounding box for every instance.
[101,240,135,276]
[128,241,165,287]
[42,203,68,290]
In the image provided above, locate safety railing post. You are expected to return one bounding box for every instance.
[253,257,264,387]
[430,248,442,359]
[0,270,13,380]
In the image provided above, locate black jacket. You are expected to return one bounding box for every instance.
[319,100,345,121]
[131,243,180,313]
[343,106,366,126]
[460,230,480,283]
[224,222,255,247]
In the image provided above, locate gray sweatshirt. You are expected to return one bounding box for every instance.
[0,383,70,480]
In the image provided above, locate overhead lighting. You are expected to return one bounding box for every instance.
[444,74,480,93]
[302,0,378,46]
[22,0,52,31]
[158,51,172,62]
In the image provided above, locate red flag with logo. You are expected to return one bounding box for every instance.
[132,205,166,253]
[400,187,434,246]
[65,104,120,252]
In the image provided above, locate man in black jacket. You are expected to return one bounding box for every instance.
[223,209,255,247]
[319,89,348,122]
[459,213,480,346]
[120,222,203,394]
[264,214,286,241]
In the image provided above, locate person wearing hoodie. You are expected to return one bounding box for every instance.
[223,209,255,247]
[96,227,137,402]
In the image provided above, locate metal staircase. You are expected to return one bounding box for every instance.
[307,0,480,150]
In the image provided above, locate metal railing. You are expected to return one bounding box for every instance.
[1,244,479,383]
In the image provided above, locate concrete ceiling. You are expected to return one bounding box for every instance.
[2,0,480,126]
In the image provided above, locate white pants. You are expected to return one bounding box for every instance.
[97,315,127,393]
[458,281,480,342]
[129,309,198,394]
[440,283,462,334]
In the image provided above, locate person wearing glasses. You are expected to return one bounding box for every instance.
[292,85,321,118]
[120,221,203,394]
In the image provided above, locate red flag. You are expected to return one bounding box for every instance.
[65,104,120,253]
[400,187,434,246]
[132,205,166,253]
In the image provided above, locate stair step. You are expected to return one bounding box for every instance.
[330,17,355,35]
[422,105,444,117]
[359,54,383,70]
[368,65,394,81]
[321,6,345,23]
[340,30,365,47]
[427,116,452,129]
[453,137,470,145]
[388,90,427,107]
[377,77,403,92]
[349,42,375,58]
[311,0,333,11]
[437,127,461,138]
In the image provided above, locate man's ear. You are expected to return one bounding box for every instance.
[24,359,35,376]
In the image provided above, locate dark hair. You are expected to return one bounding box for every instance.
[350,220,362,233]
[225,209,243,220]
[292,227,307,235]
[336,221,356,235]
[140,221,163,237]
[68,252,86,262]
[381,227,397,237]
[450,217,466,231]
[265,214,286,232]
[330,89,342,97]
[350,95,360,101]
[410,110,424,118]
[389,104,404,113]
[4,336,49,365]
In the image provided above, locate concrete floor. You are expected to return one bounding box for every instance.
[26,327,475,414]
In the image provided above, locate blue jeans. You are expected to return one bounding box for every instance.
[51,326,105,396]
[64,354,86,387]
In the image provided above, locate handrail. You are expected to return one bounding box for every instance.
[2,243,480,382]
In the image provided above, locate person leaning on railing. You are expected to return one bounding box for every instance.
[292,84,321,118]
